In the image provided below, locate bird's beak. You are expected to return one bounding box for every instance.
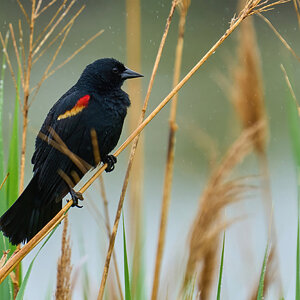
[121,68,143,80]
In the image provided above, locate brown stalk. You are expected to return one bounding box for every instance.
[18,21,26,82]
[97,1,178,299]
[99,176,124,300]
[9,24,24,90]
[19,0,36,195]
[0,32,21,109]
[33,0,68,48]
[90,129,124,300]
[0,251,10,268]
[280,64,299,107]
[0,0,289,286]
[32,0,74,56]
[32,5,85,65]
[36,29,105,86]
[293,0,300,27]
[16,0,30,25]
[35,0,43,16]
[182,123,262,299]
[55,215,72,300]
[258,13,300,62]
[30,23,74,105]
[39,129,90,174]
[36,0,58,18]
[151,1,190,299]
[125,0,144,297]
[0,174,9,191]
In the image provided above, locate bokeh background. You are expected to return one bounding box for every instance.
[0,0,299,299]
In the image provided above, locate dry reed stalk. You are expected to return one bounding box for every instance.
[125,0,144,297]
[151,1,190,300]
[55,215,72,300]
[0,0,289,286]
[90,129,124,300]
[0,174,9,192]
[280,64,299,107]
[0,251,10,268]
[182,123,263,299]
[97,2,178,299]
[99,176,124,300]
[258,12,300,62]
[293,0,300,27]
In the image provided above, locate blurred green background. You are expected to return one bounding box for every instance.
[0,0,299,299]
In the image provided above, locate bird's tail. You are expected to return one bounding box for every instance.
[0,175,62,245]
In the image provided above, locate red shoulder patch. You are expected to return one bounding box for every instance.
[58,95,91,120]
[76,95,90,107]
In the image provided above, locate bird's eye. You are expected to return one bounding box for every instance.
[112,67,119,74]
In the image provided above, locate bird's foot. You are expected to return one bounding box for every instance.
[68,188,84,208]
[103,155,117,172]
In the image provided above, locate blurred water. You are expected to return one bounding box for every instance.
[0,0,299,299]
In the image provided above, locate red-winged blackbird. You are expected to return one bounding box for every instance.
[0,58,143,245]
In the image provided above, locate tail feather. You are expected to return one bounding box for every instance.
[0,175,62,245]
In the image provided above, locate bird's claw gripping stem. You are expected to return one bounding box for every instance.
[68,188,84,208]
[103,155,117,172]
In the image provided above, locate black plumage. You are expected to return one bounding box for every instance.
[0,58,142,245]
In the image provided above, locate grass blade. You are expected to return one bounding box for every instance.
[15,228,57,300]
[6,72,20,208]
[216,232,225,300]
[0,32,13,300]
[122,212,131,300]
[297,215,300,300]
[282,67,300,299]
[296,176,300,300]
[0,32,9,208]
[257,243,269,300]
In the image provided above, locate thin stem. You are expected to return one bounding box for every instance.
[19,0,36,194]
[32,0,76,57]
[99,176,124,300]
[36,0,58,17]
[9,24,24,90]
[0,32,21,109]
[18,21,26,82]
[30,29,104,98]
[33,0,67,48]
[32,5,85,65]
[258,13,300,62]
[151,9,188,300]
[126,0,143,297]
[16,0,30,24]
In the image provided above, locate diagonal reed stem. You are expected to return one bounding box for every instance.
[0,0,289,287]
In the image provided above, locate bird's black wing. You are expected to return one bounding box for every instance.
[32,88,93,197]
[32,86,77,170]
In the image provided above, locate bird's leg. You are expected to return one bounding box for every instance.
[68,187,84,208]
[103,154,117,172]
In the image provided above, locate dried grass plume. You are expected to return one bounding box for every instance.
[55,215,72,300]
[182,123,263,299]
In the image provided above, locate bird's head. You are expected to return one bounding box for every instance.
[78,58,143,91]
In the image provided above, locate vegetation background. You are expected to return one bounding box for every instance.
[0,0,298,299]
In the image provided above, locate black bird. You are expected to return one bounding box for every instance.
[0,58,143,245]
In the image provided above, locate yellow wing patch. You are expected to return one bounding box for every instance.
[57,95,90,120]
